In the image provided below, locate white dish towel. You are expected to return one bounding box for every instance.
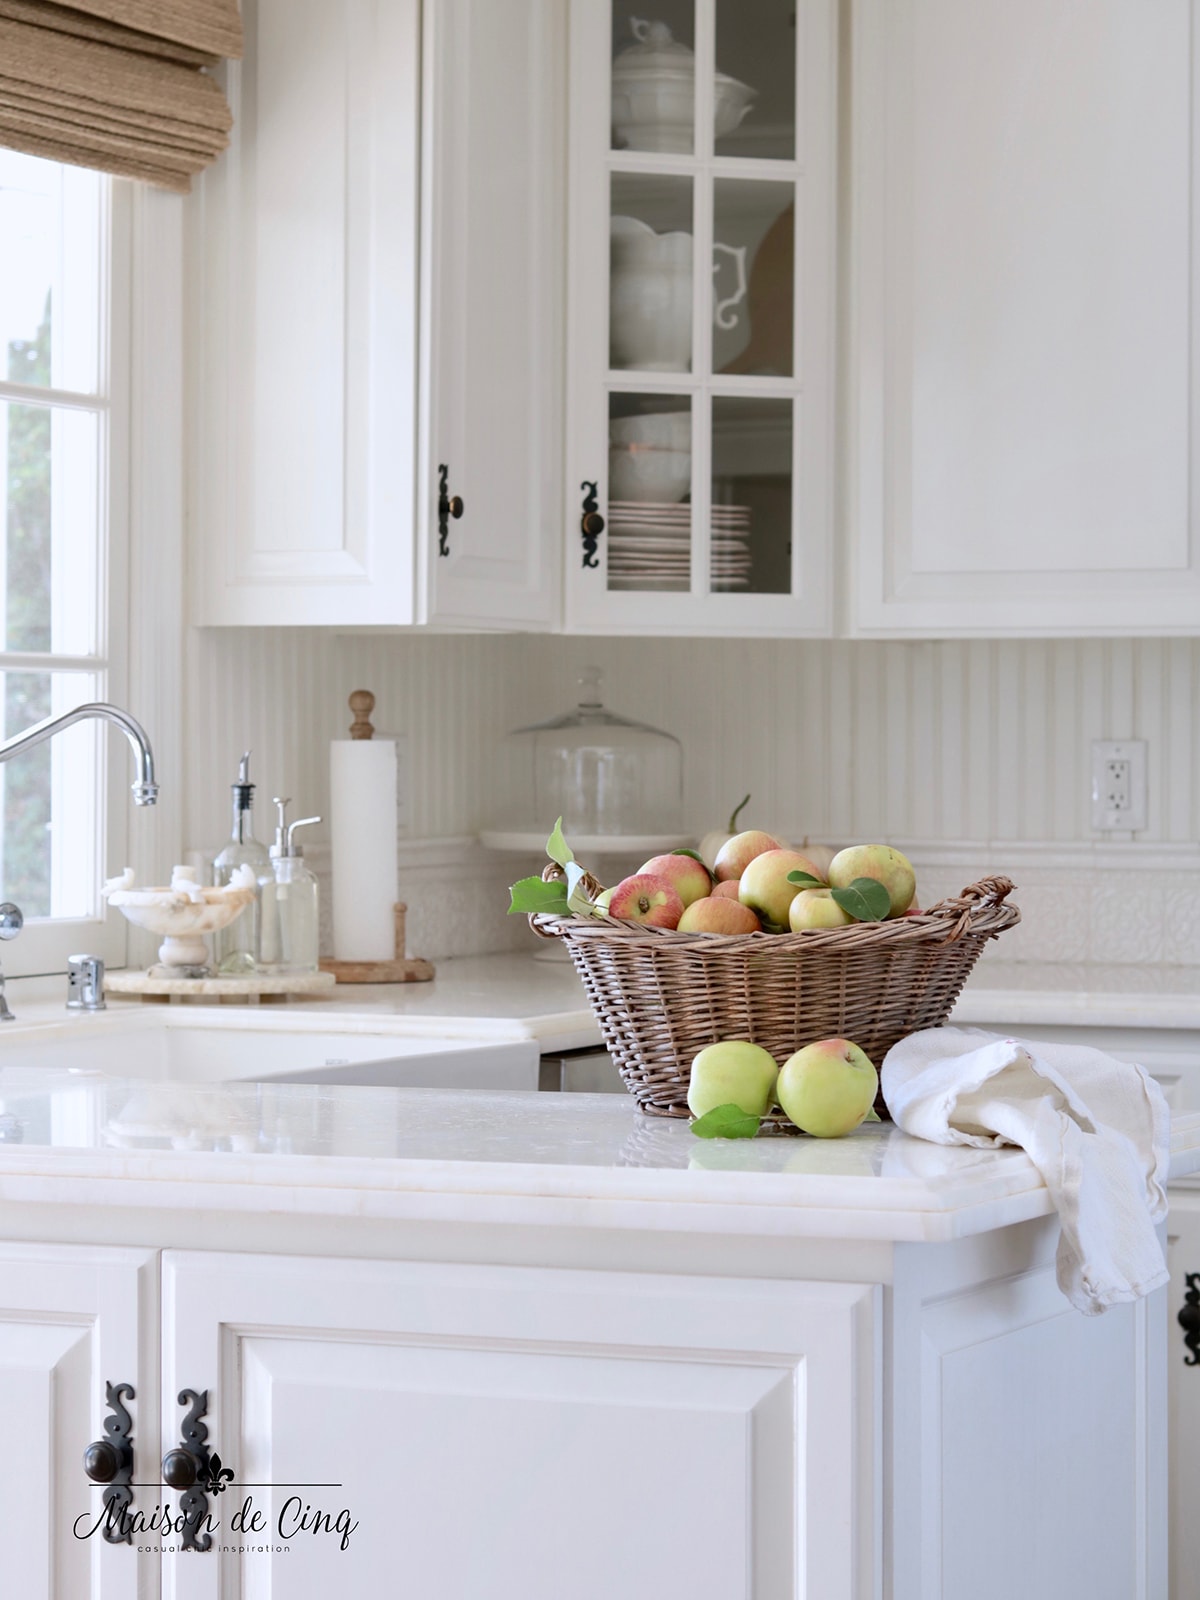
[882,1026,1171,1316]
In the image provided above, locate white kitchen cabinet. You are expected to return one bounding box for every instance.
[849,0,1200,637]
[160,1250,876,1598]
[0,1243,157,1600]
[562,0,836,636]
[1167,1186,1200,1600]
[189,0,563,629]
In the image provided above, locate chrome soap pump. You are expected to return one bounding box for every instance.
[260,797,321,975]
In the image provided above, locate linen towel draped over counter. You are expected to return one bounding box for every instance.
[0,0,242,190]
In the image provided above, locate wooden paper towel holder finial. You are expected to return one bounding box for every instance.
[322,689,435,984]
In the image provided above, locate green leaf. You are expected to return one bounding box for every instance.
[830,877,891,922]
[690,1103,762,1140]
[727,793,751,832]
[545,817,574,870]
[672,848,710,869]
[565,860,598,916]
[786,870,825,888]
[863,1106,882,1122]
[508,876,570,915]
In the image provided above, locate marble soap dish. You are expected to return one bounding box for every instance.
[104,864,258,979]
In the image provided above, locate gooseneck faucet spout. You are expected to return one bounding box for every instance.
[0,702,158,805]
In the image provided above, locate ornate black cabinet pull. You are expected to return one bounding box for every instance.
[1180,1273,1200,1364]
[83,1381,135,1545]
[437,463,464,557]
[162,1388,232,1552]
[580,481,605,567]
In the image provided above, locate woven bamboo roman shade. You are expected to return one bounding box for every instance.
[0,0,243,191]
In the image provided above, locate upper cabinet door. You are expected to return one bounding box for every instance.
[190,0,564,630]
[190,0,421,627]
[563,0,836,637]
[418,0,565,629]
[850,0,1200,637]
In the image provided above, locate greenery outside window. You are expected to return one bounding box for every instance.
[0,150,129,974]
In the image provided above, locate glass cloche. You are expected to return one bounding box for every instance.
[482,668,684,853]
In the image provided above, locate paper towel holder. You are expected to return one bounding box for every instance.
[323,690,435,985]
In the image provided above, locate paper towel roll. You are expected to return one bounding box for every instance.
[330,738,399,961]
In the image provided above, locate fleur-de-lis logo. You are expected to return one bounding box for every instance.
[204,1453,235,1495]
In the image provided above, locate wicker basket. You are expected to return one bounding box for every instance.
[530,874,1019,1120]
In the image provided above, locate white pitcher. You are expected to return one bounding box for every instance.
[610,215,692,372]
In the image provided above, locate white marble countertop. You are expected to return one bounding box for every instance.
[953,957,1200,1030]
[0,1070,1196,1244]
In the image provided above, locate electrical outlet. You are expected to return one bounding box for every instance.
[1090,739,1147,831]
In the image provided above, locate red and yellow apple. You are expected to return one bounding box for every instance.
[687,1040,779,1119]
[738,848,825,930]
[776,1038,878,1137]
[639,853,713,908]
[606,873,684,929]
[711,878,742,900]
[788,887,854,931]
[677,896,760,935]
[827,845,916,918]
[713,829,784,882]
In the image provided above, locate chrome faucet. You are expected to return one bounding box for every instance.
[0,704,157,1022]
[0,702,158,806]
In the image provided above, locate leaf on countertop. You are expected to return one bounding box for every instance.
[830,877,891,922]
[690,1103,762,1140]
[786,870,825,888]
[545,817,574,869]
[508,876,570,916]
[863,1106,881,1122]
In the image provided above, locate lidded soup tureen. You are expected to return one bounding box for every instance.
[611,19,756,153]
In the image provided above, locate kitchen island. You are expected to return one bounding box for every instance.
[1,1070,1196,1600]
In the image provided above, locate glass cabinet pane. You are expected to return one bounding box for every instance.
[611,2,696,154]
[713,181,794,376]
[711,397,791,594]
[608,394,692,592]
[610,174,693,372]
[714,0,795,159]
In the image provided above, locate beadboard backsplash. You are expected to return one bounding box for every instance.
[186,630,1200,852]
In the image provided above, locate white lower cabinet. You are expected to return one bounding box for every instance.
[0,1243,157,1600]
[159,1252,877,1599]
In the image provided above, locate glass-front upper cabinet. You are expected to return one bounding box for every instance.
[565,0,835,635]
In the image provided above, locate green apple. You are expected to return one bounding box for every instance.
[687,1040,779,1119]
[827,845,916,917]
[776,1038,878,1137]
[738,848,824,930]
[788,887,854,931]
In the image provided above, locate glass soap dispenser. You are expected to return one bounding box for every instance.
[260,797,322,975]
[212,751,272,974]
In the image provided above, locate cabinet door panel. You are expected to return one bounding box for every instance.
[419,0,564,629]
[191,0,420,626]
[162,1251,878,1599]
[851,0,1200,635]
[1168,1189,1200,1600]
[0,1243,157,1600]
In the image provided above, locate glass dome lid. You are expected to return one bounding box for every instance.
[482,667,685,853]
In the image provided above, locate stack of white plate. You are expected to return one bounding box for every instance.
[607,502,752,591]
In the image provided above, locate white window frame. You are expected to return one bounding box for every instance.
[0,171,184,977]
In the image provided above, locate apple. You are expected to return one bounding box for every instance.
[713,829,784,882]
[827,845,916,917]
[606,873,684,928]
[594,887,615,913]
[639,852,713,908]
[788,887,854,932]
[677,896,761,935]
[738,848,825,930]
[776,1039,879,1137]
[698,794,753,870]
[711,879,742,900]
[687,1040,779,1119]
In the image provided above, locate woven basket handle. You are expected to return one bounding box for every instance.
[527,860,606,939]
[927,875,1016,943]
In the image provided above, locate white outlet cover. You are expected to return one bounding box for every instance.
[1090,739,1147,832]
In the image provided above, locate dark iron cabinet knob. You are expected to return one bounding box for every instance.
[162,1447,200,1489]
[1179,1272,1200,1364]
[84,1439,121,1483]
[581,510,605,537]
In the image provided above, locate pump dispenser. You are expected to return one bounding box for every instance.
[212,751,272,973]
[260,797,321,974]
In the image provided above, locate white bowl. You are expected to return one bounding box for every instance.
[108,882,255,972]
[609,410,691,450]
[608,442,691,503]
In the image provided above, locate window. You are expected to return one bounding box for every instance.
[0,151,129,974]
